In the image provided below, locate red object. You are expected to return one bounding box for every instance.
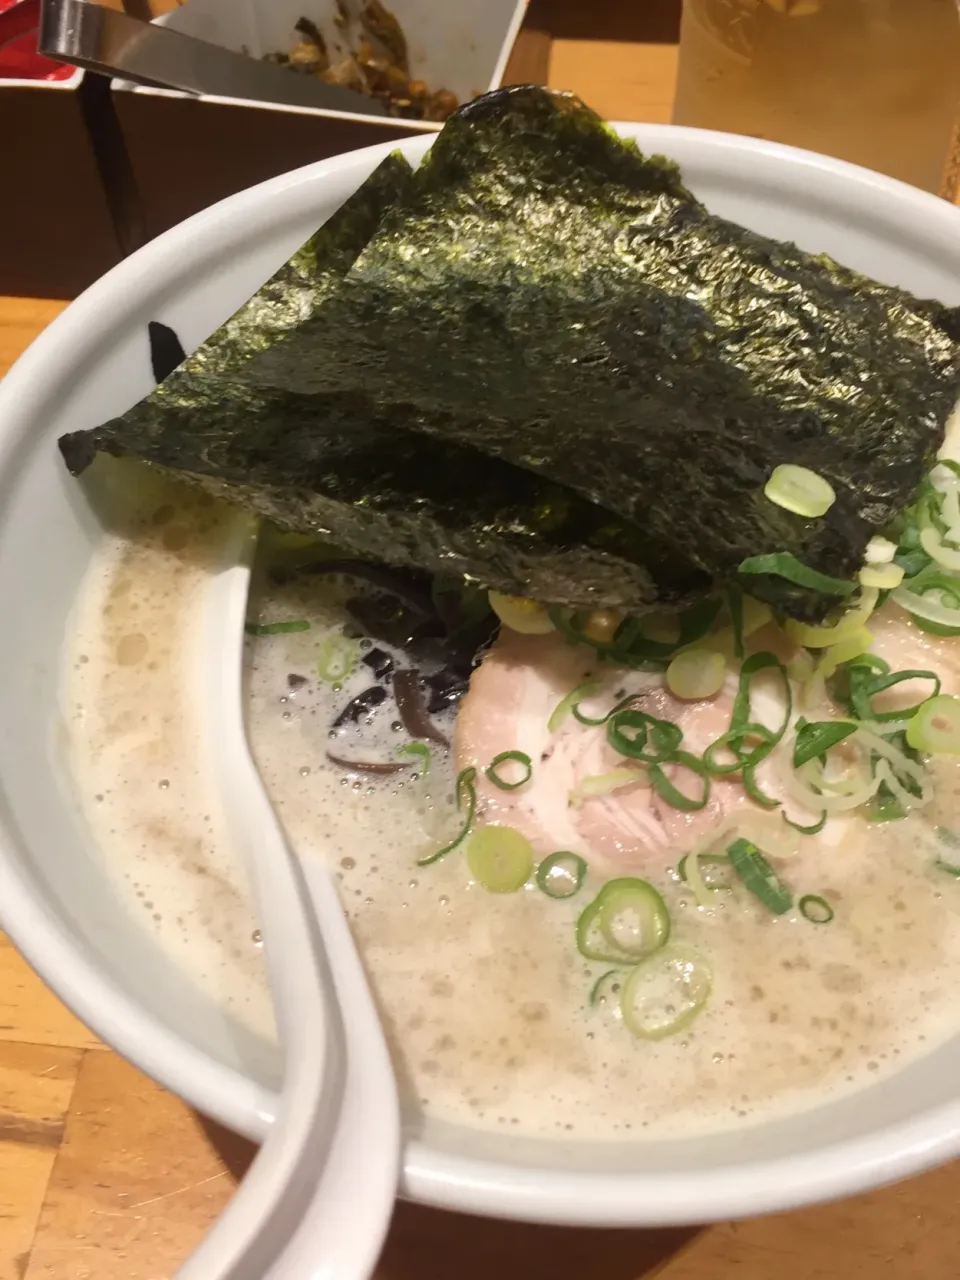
[0,0,74,81]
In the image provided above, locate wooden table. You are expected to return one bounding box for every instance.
[4,26,960,1280]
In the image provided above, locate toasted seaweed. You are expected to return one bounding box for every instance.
[178,150,414,378]
[59,373,706,610]
[236,86,960,620]
[61,132,705,612]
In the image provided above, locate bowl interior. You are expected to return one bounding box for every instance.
[3,126,960,1224]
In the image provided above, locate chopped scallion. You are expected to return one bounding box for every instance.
[588,969,623,1009]
[727,838,793,914]
[417,767,477,866]
[466,824,534,893]
[677,851,733,893]
[666,647,726,700]
[548,680,602,733]
[905,694,960,756]
[607,709,683,762]
[576,878,670,965]
[764,464,836,518]
[703,652,790,807]
[793,719,857,768]
[485,750,533,791]
[488,591,555,635]
[569,767,648,807]
[785,587,879,649]
[738,553,856,597]
[799,894,834,924]
[465,824,535,896]
[619,946,712,1040]
[783,810,828,835]
[536,851,587,899]
[397,742,432,776]
[648,750,712,812]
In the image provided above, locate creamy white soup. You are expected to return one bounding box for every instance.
[63,461,960,1140]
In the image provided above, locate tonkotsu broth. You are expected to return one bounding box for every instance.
[63,466,960,1139]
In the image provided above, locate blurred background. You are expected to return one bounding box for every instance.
[1,0,685,297]
[6,0,958,298]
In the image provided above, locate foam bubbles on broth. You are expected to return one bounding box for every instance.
[62,465,960,1139]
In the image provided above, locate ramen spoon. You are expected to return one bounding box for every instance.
[175,514,400,1280]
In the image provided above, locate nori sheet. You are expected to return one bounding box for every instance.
[60,374,706,610]
[173,150,415,379]
[233,85,960,620]
[61,128,707,611]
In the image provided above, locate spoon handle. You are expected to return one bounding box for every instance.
[264,862,400,1279]
[176,519,399,1278]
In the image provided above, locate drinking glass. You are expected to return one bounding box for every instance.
[673,0,960,196]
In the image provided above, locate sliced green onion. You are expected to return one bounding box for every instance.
[607,709,683,763]
[703,652,790,807]
[783,810,827,835]
[316,632,360,683]
[418,767,477,866]
[935,858,960,878]
[574,692,639,728]
[576,878,670,965]
[919,526,960,572]
[727,838,793,914]
[793,719,857,768]
[764,465,836,518]
[799,894,834,924]
[589,969,624,1009]
[813,629,874,691]
[397,742,432,776]
[466,824,534,893]
[742,762,779,809]
[245,619,310,636]
[738,553,856,598]
[548,680,602,733]
[485,750,533,791]
[648,750,712,812]
[488,591,555,635]
[892,584,960,630]
[570,766,648,808]
[666,648,726,700]
[905,695,960,756]
[859,562,904,590]
[785,588,879,649]
[536,851,587,899]
[914,615,960,638]
[677,851,733,893]
[619,946,712,1040]
[704,724,776,775]
[549,596,723,670]
[842,660,941,725]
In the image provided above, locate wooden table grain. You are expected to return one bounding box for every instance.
[4,28,960,1280]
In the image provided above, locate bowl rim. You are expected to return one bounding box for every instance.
[4,121,960,1226]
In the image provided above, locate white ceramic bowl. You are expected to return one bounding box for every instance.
[3,125,960,1228]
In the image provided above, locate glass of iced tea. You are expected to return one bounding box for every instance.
[673,0,960,195]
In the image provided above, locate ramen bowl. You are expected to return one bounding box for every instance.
[2,125,960,1227]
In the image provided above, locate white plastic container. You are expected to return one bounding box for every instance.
[153,0,528,127]
[111,0,526,240]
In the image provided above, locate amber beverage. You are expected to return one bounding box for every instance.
[673,0,960,196]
